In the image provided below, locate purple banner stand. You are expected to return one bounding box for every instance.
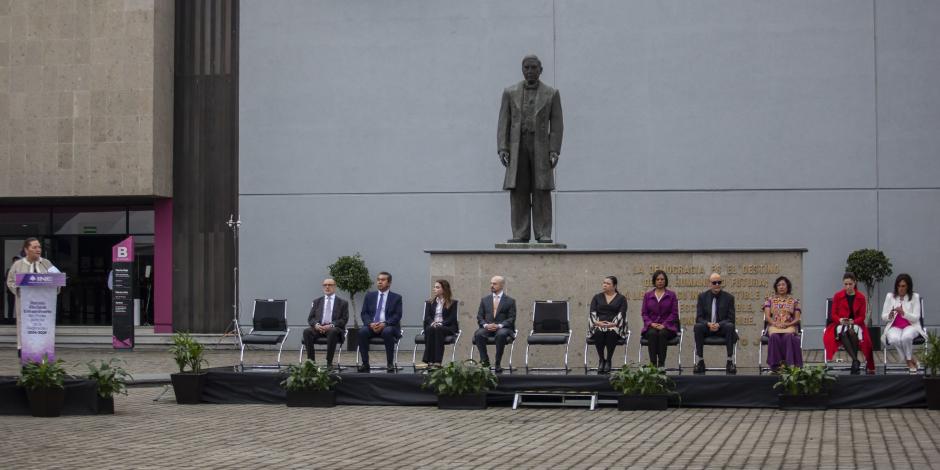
[15,273,66,365]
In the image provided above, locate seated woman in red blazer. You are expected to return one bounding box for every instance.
[823,272,875,374]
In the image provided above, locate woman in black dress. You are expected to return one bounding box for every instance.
[589,276,628,374]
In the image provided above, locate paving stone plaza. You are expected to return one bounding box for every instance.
[3,348,940,469]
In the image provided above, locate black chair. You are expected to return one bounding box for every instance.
[355,328,405,371]
[637,301,683,372]
[469,328,519,372]
[824,298,861,372]
[524,301,572,373]
[298,333,345,369]
[412,329,462,369]
[583,329,630,374]
[758,319,803,374]
[883,296,927,374]
[692,327,739,372]
[237,299,291,371]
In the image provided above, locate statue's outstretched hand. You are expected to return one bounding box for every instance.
[549,152,559,169]
[499,152,510,167]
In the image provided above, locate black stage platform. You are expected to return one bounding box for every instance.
[0,378,99,415]
[201,367,926,408]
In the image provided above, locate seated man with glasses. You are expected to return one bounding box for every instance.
[302,278,349,369]
[693,272,738,374]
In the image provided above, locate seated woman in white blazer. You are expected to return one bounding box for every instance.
[881,273,928,374]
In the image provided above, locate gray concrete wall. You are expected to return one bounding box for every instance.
[239,0,940,350]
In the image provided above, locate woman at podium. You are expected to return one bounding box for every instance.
[5,238,56,359]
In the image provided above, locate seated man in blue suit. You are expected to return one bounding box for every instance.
[357,271,403,373]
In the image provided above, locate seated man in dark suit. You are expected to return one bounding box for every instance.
[694,272,738,374]
[473,275,517,373]
[302,277,349,369]
[357,271,403,373]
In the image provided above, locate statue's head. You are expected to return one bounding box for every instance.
[521,55,542,84]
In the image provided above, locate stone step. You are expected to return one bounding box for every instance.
[0,326,237,350]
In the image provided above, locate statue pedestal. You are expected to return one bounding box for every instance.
[426,249,805,372]
[494,242,567,249]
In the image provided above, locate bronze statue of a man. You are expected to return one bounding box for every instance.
[497,54,563,243]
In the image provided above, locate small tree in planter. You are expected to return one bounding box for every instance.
[329,253,371,351]
[422,360,498,410]
[18,355,68,417]
[280,359,342,407]
[773,365,836,410]
[169,332,209,404]
[609,364,675,410]
[919,332,940,410]
[845,249,893,328]
[85,358,133,414]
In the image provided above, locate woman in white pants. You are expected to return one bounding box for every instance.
[881,273,927,373]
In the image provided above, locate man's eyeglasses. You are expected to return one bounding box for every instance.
[711,280,722,285]
[322,284,336,287]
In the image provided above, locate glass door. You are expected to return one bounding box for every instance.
[2,238,25,324]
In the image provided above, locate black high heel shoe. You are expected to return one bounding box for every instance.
[850,360,861,375]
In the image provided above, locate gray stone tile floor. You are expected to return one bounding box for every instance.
[2,384,939,469]
[3,347,940,468]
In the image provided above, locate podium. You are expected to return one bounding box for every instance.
[15,273,66,365]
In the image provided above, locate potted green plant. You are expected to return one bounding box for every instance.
[609,364,675,410]
[845,249,893,347]
[422,360,498,410]
[329,253,372,352]
[773,365,836,410]
[919,332,940,410]
[169,332,209,404]
[85,358,133,414]
[280,359,342,407]
[17,355,68,417]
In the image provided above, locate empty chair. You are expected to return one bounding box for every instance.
[525,301,572,373]
[238,299,291,371]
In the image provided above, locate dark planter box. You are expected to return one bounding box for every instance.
[925,377,940,410]
[778,393,828,410]
[286,389,336,407]
[171,373,207,404]
[97,396,114,414]
[27,387,66,417]
[438,393,487,410]
[617,394,668,411]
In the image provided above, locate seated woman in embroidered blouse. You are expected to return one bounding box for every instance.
[641,270,680,368]
[588,276,628,374]
[763,276,803,372]
[881,273,927,374]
